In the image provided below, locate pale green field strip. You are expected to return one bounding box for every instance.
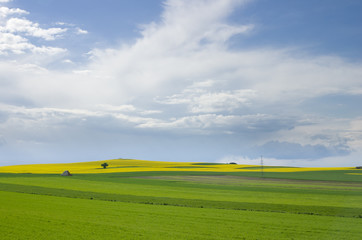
[1,191,362,240]
[141,175,362,191]
[0,174,362,210]
[1,180,362,218]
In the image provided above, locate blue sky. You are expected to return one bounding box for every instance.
[1,0,362,167]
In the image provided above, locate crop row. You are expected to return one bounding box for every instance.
[1,182,361,218]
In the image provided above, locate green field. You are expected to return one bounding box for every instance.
[1,169,362,239]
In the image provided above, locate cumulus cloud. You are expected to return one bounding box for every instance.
[0,5,68,56]
[4,17,67,40]
[87,0,253,100]
[0,32,66,55]
[0,6,27,18]
[0,5,88,61]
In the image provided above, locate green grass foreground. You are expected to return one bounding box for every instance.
[0,170,362,239]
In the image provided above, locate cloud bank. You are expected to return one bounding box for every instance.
[0,0,361,166]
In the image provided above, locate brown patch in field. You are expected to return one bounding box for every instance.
[136,175,362,190]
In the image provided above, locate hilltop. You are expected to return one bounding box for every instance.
[0,159,353,174]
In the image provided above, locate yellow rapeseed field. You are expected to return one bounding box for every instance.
[0,159,354,174]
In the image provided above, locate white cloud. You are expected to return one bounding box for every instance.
[95,104,162,116]
[0,5,87,63]
[76,27,88,35]
[190,90,254,113]
[0,32,29,54]
[157,81,256,113]
[202,23,253,44]
[0,8,68,57]
[62,59,73,64]
[0,32,66,55]
[0,7,27,18]
[4,18,67,40]
[0,32,66,56]
[97,104,137,112]
[0,104,162,140]
[136,114,231,131]
[55,22,66,26]
[135,113,296,137]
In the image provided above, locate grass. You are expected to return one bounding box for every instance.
[0,159,362,239]
[1,180,361,218]
[2,190,361,240]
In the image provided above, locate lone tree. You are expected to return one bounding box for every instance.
[101,162,109,169]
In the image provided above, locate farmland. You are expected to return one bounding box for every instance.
[0,159,362,239]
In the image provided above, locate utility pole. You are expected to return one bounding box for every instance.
[261,155,264,178]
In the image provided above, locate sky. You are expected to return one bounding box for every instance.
[1,0,362,167]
